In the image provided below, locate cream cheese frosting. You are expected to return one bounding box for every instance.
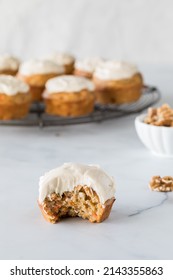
[44,75,94,95]
[0,54,20,71]
[19,59,64,76]
[0,75,29,95]
[46,52,74,65]
[75,57,104,73]
[94,61,139,80]
[39,163,115,205]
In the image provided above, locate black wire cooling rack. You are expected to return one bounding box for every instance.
[0,85,160,127]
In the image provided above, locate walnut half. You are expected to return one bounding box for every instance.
[149,176,173,192]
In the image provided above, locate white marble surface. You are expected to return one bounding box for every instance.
[0,65,173,260]
[0,0,172,63]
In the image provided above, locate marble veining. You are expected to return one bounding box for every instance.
[128,193,168,217]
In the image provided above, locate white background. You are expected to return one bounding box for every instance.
[0,0,172,63]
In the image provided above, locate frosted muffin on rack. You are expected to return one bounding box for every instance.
[74,57,104,79]
[44,75,95,117]
[0,75,31,120]
[46,52,75,74]
[93,61,143,104]
[17,59,64,102]
[0,54,20,76]
[38,163,115,223]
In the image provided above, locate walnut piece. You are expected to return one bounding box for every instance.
[144,104,173,127]
[149,176,173,192]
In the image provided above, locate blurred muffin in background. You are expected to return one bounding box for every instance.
[46,52,75,74]
[43,75,95,117]
[93,61,143,104]
[0,75,31,120]
[17,59,64,102]
[0,54,20,76]
[74,57,104,79]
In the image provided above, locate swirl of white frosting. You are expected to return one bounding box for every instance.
[94,61,139,80]
[0,54,20,71]
[0,75,29,95]
[46,52,74,65]
[39,163,115,205]
[19,59,64,76]
[75,57,104,73]
[45,75,94,95]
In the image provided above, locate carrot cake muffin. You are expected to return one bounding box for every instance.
[74,57,104,79]
[44,75,95,117]
[18,59,64,101]
[46,52,75,74]
[0,54,20,76]
[0,75,31,120]
[93,61,143,104]
[38,163,116,223]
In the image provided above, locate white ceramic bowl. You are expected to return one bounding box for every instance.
[135,114,173,158]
